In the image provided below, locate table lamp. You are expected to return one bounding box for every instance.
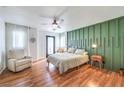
[92,44,97,54]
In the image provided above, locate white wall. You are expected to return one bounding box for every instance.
[28,27,38,61]
[37,31,60,58]
[0,17,6,74]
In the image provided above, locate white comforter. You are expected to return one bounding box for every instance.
[47,53,89,74]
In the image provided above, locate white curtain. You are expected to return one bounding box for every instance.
[6,23,28,56]
[12,30,26,49]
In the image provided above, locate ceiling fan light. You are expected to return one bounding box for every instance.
[52,23,58,28]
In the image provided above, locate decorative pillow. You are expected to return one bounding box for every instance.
[74,49,85,55]
[83,52,88,55]
[57,48,65,53]
[67,48,76,53]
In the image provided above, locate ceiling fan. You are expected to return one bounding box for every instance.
[39,7,68,31]
[40,16,64,31]
[52,17,64,30]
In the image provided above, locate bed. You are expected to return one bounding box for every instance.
[47,52,89,74]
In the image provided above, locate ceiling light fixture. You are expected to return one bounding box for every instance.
[52,19,58,30]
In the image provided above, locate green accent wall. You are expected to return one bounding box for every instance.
[67,16,124,71]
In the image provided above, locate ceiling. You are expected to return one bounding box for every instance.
[20,6,67,17]
[0,6,124,33]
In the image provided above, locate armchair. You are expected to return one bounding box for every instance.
[7,49,32,72]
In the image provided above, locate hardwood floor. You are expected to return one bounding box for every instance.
[0,59,124,87]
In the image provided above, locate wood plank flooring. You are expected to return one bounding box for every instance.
[0,59,124,87]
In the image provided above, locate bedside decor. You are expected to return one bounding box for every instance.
[92,44,97,54]
[92,44,97,49]
[30,37,36,43]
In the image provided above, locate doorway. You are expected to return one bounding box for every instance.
[46,36,55,57]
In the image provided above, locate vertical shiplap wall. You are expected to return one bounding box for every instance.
[67,16,124,71]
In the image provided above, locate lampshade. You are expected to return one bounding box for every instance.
[92,44,97,49]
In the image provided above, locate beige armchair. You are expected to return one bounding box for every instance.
[7,49,32,72]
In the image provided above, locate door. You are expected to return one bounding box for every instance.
[46,36,55,57]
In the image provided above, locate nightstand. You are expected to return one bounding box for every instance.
[90,55,104,69]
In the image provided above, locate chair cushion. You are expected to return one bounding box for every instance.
[7,58,32,72]
[16,58,31,66]
[16,63,31,72]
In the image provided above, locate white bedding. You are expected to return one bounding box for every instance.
[47,52,89,74]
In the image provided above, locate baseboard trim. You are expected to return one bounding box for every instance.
[0,66,6,74]
[33,57,45,63]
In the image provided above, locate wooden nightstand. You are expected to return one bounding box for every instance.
[90,55,104,69]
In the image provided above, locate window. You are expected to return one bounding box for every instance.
[13,31,25,49]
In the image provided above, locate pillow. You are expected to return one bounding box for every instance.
[57,48,64,53]
[74,49,85,55]
[67,48,76,53]
[83,52,88,55]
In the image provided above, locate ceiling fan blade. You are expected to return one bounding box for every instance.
[39,15,53,20]
[40,23,50,25]
[57,25,61,29]
[57,19,64,24]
